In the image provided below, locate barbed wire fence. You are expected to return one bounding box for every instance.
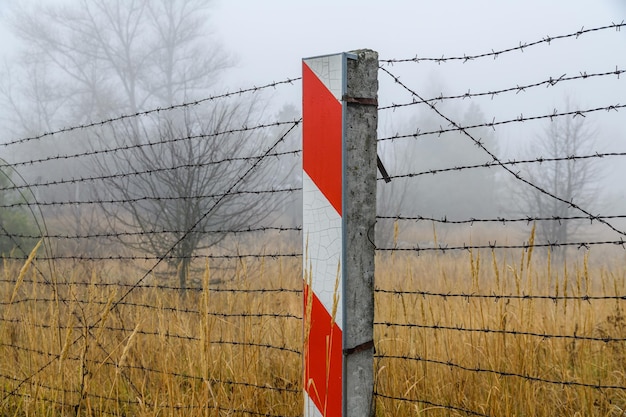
[374,21,626,416]
[0,78,305,416]
[0,20,625,417]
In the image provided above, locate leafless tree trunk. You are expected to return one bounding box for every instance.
[515,99,601,261]
[91,101,284,293]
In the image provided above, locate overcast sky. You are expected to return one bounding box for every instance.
[0,1,624,220]
[1,1,624,109]
[0,0,624,152]
[213,1,625,90]
[209,1,625,145]
[210,0,626,206]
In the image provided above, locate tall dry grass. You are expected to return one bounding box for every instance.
[375,227,626,416]
[0,250,303,416]
[1,231,625,416]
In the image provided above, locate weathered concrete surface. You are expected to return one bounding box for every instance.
[343,48,378,417]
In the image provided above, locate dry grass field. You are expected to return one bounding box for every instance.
[375,247,626,416]
[0,251,303,416]
[1,231,626,416]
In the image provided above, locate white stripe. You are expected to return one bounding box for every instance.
[304,391,327,417]
[303,54,344,102]
[302,172,343,330]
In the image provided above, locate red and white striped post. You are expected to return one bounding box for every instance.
[302,50,378,417]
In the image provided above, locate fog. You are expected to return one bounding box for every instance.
[0,0,625,262]
[215,0,626,211]
[1,5,625,416]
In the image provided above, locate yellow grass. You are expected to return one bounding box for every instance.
[0,256,303,416]
[375,246,626,416]
[1,238,625,416]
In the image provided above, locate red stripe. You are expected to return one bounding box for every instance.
[304,284,342,416]
[302,62,343,216]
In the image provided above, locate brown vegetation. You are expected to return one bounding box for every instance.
[1,234,625,416]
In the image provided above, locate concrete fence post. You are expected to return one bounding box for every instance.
[302,49,377,417]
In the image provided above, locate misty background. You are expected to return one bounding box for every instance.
[0,0,624,274]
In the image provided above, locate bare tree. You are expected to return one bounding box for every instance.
[1,0,230,191]
[515,100,601,251]
[0,0,292,289]
[92,101,284,291]
[5,0,229,123]
[376,101,500,247]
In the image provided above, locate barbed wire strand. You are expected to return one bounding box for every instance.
[4,149,301,193]
[375,288,626,301]
[2,78,301,148]
[378,103,625,142]
[379,66,624,110]
[377,354,626,391]
[0,252,302,262]
[0,277,302,293]
[376,213,626,226]
[0,187,302,209]
[5,119,301,175]
[0,225,302,240]
[376,239,626,253]
[377,151,626,182]
[376,321,626,343]
[380,22,625,64]
[0,302,300,320]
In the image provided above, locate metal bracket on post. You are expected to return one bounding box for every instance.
[342,94,391,184]
[377,156,392,183]
[342,95,378,106]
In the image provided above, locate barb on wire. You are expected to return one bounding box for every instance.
[379,67,625,110]
[1,78,301,148]
[378,104,625,142]
[380,22,625,64]
[379,66,626,239]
